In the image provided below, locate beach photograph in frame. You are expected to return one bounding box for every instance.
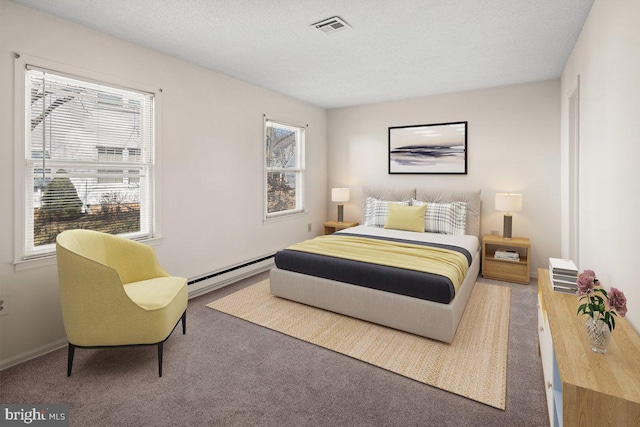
[388,122,467,174]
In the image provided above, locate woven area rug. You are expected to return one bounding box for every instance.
[206,280,510,409]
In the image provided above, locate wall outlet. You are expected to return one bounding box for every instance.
[0,296,8,316]
[307,223,312,232]
[491,230,499,236]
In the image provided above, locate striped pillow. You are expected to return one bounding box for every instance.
[411,200,467,235]
[363,197,410,228]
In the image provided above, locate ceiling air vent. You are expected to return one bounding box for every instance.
[312,16,350,34]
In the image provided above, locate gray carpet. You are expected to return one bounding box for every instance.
[0,272,549,426]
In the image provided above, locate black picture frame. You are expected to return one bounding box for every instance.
[388,121,467,174]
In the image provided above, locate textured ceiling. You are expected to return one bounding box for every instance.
[12,0,595,108]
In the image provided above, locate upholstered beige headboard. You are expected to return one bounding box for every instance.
[362,187,482,239]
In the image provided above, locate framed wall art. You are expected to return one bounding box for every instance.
[388,121,467,174]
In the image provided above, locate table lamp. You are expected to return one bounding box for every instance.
[495,193,522,239]
[331,188,350,222]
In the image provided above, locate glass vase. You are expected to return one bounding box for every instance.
[585,317,611,354]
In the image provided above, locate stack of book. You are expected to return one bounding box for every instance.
[549,258,578,294]
[494,250,520,261]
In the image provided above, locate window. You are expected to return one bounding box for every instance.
[264,119,305,218]
[21,66,156,260]
[32,149,52,190]
[127,148,142,184]
[97,146,124,183]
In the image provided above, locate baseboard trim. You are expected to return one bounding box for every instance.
[0,338,68,371]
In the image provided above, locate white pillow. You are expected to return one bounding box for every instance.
[363,197,410,228]
[411,200,467,235]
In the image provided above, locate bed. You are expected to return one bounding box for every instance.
[270,187,482,343]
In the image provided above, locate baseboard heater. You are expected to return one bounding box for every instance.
[187,254,275,298]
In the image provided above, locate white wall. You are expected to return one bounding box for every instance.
[560,0,640,332]
[327,80,561,275]
[0,1,326,368]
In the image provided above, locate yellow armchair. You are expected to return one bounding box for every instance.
[56,229,188,377]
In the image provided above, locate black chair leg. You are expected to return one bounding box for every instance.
[182,311,186,335]
[67,343,75,377]
[157,342,163,377]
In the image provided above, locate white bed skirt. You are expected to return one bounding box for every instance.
[269,250,481,343]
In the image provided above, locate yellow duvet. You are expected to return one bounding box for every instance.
[286,235,468,292]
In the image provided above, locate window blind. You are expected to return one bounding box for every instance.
[24,68,155,258]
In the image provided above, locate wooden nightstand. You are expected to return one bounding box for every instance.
[323,221,359,235]
[482,235,531,284]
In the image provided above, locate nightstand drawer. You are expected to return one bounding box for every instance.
[483,259,529,284]
[485,259,526,275]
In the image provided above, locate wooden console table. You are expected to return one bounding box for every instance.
[537,268,640,426]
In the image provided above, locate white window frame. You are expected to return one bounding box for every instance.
[263,116,306,220]
[13,54,163,270]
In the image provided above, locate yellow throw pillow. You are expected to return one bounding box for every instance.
[383,203,426,232]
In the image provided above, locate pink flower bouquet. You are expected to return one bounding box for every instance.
[576,270,628,332]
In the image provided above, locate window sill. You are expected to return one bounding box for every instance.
[13,236,165,272]
[263,210,308,224]
[13,255,57,272]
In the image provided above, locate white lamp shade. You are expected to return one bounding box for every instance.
[495,193,522,212]
[331,188,350,203]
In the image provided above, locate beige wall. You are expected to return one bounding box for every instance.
[560,0,640,332]
[326,80,562,275]
[0,0,327,368]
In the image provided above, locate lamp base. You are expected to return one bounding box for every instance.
[503,214,513,239]
[337,204,344,223]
